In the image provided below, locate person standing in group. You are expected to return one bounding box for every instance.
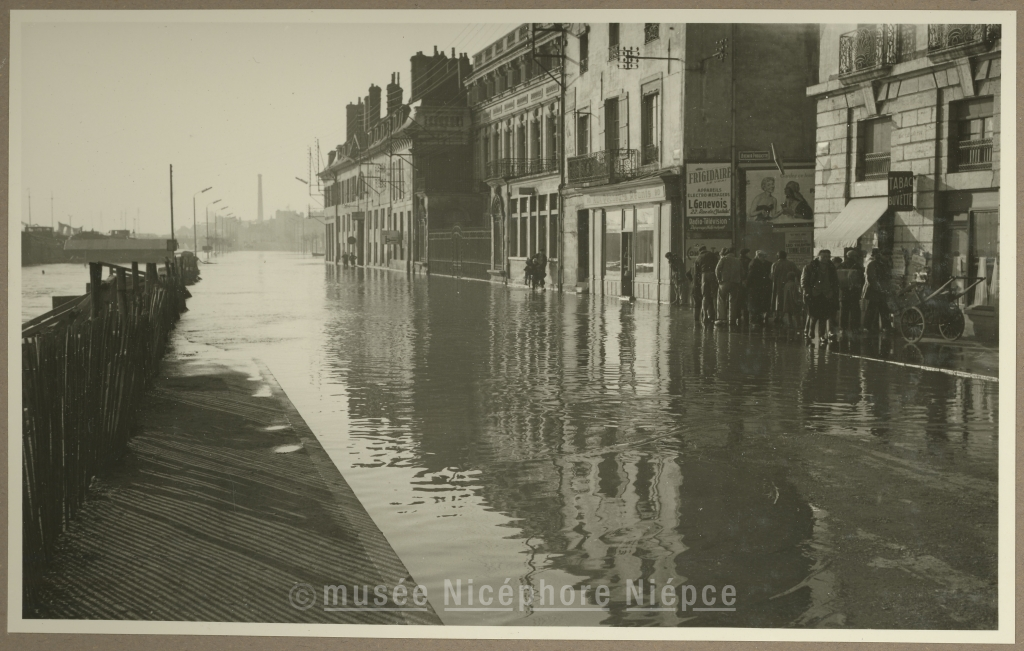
[863,248,893,334]
[535,251,548,289]
[837,249,865,338]
[746,250,773,326]
[696,245,720,324]
[829,256,845,339]
[716,247,743,327]
[801,249,839,343]
[782,271,802,331]
[738,248,752,326]
[770,250,798,324]
[686,252,703,318]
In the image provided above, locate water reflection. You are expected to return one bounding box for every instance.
[182,254,998,627]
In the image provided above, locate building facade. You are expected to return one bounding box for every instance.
[466,24,564,286]
[321,49,485,276]
[562,22,819,303]
[808,24,1002,317]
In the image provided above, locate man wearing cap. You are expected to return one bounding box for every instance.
[716,247,743,327]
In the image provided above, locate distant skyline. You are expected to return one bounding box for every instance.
[15,14,518,236]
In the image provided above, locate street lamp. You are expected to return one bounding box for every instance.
[193,186,212,253]
[206,198,221,260]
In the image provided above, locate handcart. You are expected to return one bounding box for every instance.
[892,276,985,343]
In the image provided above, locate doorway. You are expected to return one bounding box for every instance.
[620,231,633,297]
[577,210,590,284]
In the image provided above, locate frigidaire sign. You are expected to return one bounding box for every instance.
[888,171,914,210]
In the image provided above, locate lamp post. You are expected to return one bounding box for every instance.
[206,199,221,260]
[217,206,230,256]
[193,186,212,253]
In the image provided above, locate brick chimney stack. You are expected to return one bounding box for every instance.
[365,84,382,131]
[409,47,474,105]
[386,72,404,115]
[346,100,362,140]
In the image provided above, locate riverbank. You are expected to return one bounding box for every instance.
[27,335,440,625]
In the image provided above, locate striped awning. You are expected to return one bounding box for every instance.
[815,197,889,253]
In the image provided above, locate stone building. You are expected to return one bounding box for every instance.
[466,24,564,286]
[320,48,484,275]
[809,24,1002,320]
[561,23,819,303]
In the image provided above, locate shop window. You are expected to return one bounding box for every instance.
[635,229,654,274]
[951,97,994,172]
[519,215,527,258]
[857,117,892,180]
[604,211,621,274]
[641,91,660,165]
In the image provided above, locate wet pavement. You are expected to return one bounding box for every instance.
[166,251,998,628]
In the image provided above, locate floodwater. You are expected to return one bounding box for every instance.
[20,262,96,323]
[167,252,996,627]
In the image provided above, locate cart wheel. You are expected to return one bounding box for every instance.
[899,306,925,343]
[939,309,965,341]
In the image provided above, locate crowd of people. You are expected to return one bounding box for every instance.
[666,245,896,343]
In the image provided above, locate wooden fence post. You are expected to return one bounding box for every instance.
[131,262,139,299]
[116,267,128,317]
[89,263,102,318]
[145,263,158,294]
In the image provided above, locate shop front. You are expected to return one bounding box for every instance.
[579,179,677,303]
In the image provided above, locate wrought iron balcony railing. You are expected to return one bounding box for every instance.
[485,158,558,180]
[927,24,1000,57]
[953,138,993,172]
[839,25,897,79]
[644,23,660,44]
[861,152,891,179]
[567,149,640,186]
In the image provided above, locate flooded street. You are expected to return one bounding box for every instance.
[168,251,997,628]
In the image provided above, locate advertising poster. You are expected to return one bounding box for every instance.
[685,163,732,232]
[784,230,814,266]
[744,168,815,228]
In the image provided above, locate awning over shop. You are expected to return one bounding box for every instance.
[814,197,889,253]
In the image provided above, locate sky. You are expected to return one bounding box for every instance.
[15,15,518,236]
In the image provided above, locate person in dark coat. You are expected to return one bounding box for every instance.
[746,250,773,325]
[738,248,752,325]
[696,246,720,323]
[863,249,893,333]
[770,250,798,322]
[665,252,685,305]
[687,249,704,318]
[837,250,865,337]
[535,251,548,288]
[801,249,840,343]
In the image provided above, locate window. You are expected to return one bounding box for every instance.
[644,23,660,44]
[579,29,589,74]
[858,117,892,180]
[538,214,547,255]
[519,214,527,258]
[608,24,620,60]
[604,210,621,274]
[641,91,660,165]
[576,113,589,155]
[604,98,620,152]
[952,97,994,172]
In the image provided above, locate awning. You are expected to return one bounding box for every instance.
[814,197,889,253]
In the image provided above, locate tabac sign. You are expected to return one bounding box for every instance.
[888,171,914,210]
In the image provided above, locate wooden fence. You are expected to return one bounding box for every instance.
[21,253,198,610]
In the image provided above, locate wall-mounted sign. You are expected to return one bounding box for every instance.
[744,168,815,229]
[518,187,537,196]
[739,151,771,163]
[384,230,402,244]
[784,230,814,267]
[583,183,666,208]
[888,171,914,209]
[685,163,731,232]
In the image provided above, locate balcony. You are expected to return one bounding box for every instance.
[485,158,558,180]
[838,25,896,84]
[567,149,640,187]
[861,152,891,179]
[953,138,993,172]
[927,24,1000,62]
[644,23,660,44]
